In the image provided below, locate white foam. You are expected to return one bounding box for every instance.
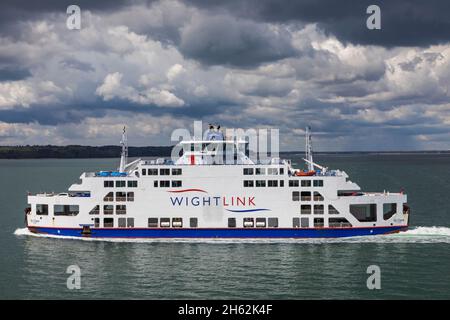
[13,226,450,244]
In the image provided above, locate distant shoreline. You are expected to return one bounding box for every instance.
[0,145,449,159]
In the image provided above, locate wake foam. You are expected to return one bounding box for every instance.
[13,226,450,244]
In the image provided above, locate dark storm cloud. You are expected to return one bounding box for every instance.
[179,15,297,67]
[0,67,31,81]
[186,0,450,47]
[0,0,130,37]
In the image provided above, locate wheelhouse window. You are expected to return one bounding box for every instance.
[115,180,125,188]
[228,217,236,228]
[243,218,254,228]
[243,168,254,175]
[36,204,48,215]
[116,205,126,215]
[243,180,254,187]
[300,204,311,214]
[160,168,170,175]
[172,168,182,175]
[171,180,182,187]
[127,180,138,188]
[148,218,158,227]
[54,205,79,216]
[292,191,300,201]
[104,180,114,188]
[148,169,158,175]
[103,205,113,215]
[301,180,311,187]
[103,218,113,228]
[289,180,299,187]
[255,180,266,187]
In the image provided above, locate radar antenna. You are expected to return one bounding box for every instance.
[119,126,128,173]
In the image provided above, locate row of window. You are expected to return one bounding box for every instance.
[293,217,351,228]
[93,217,134,228]
[297,204,340,215]
[243,180,284,187]
[288,180,324,187]
[92,217,349,228]
[292,191,324,201]
[92,216,351,228]
[154,180,182,188]
[142,168,182,176]
[243,168,284,176]
[89,204,127,215]
[36,204,80,216]
[104,180,138,188]
[103,192,134,202]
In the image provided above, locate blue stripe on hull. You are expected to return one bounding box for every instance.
[29,226,407,238]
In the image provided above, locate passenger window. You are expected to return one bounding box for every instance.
[190,218,198,228]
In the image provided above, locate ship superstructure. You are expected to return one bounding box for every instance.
[25,126,409,238]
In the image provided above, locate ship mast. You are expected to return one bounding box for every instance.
[305,126,314,171]
[119,126,128,173]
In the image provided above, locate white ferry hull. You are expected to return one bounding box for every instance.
[28,225,408,239]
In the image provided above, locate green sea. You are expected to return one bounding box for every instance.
[0,154,449,299]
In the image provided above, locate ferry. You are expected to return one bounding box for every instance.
[25,126,410,238]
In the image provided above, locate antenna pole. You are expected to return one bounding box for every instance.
[305,126,314,171]
[119,126,128,172]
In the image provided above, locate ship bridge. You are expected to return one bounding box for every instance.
[175,139,255,165]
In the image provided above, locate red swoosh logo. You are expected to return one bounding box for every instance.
[167,189,208,193]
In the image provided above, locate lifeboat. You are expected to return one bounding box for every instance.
[295,170,316,176]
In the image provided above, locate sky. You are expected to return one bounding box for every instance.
[0,0,449,151]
